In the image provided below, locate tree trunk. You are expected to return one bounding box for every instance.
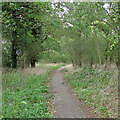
[96,38,101,66]
[93,24,102,67]
[11,31,17,69]
[21,60,24,69]
[72,59,75,67]
[116,61,119,68]
[110,54,113,65]
[105,41,109,68]
[118,2,120,119]
[31,59,36,67]
[79,60,82,67]
[95,31,102,69]
[90,56,93,69]
[75,51,77,67]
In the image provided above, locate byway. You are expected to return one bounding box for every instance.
[50,67,87,118]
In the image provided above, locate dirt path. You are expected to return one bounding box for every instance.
[50,67,87,118]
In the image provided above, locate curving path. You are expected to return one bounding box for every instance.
[50,67,87,118]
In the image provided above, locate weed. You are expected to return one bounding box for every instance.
[65,66,118,118]
[2,72,52,118]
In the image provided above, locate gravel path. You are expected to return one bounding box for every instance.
[50,67,87,118]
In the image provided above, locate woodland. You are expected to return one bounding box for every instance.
[2,2,119,69]
[1,2,120,118]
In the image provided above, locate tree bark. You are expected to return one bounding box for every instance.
[90,56,93,69]
[110,54,113,65]
[94,30,102,67]
[30,59,36,67]
[93,22,102,67]
[72,59,75,67]
[11,31,17,69]
[118,2,120,119]
[104,40,109,68]
[75,46,77,67]
[79,60,82,67]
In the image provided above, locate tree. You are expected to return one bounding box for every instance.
[2,2,53,68]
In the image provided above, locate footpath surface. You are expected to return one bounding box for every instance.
[50,67,87,118]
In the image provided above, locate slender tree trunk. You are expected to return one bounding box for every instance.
[75,46,77,67]
[116,61,119,68]
[118,2,120,71]
[79,60,82,67]
[118,2,120,119]
[93,22,102,67]
[11,31,17,69]
[21,60,24,69]
[94,30,102,67]
[72,59,75,67]
[90,56,93,69]
[105,41,109,68]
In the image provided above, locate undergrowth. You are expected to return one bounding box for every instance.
[65,66,118,118]
[2,72,52,118]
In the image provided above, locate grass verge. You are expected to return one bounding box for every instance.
[2,72,52,118]
[65,66,118,118]
[48,64,64,70]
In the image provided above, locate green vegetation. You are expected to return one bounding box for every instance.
[1,2,119,118]
[2,2,119,69]
[2,72,52,118]
[64,68,69,73]
[65,67,118,118]
[48,64,64,70]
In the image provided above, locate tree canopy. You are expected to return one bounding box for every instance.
[2,2,119,69]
